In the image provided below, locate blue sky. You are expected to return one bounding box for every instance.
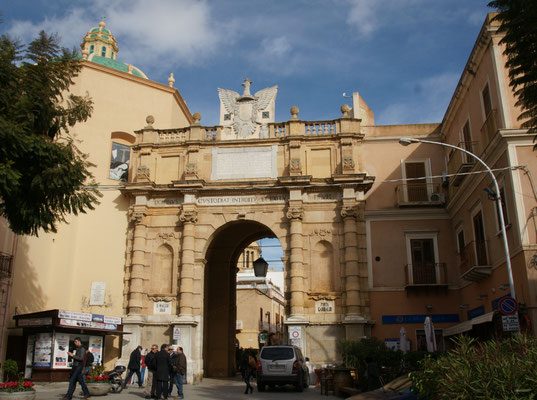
[1,0,494,269]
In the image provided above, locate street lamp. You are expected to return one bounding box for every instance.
[399,138,516,300]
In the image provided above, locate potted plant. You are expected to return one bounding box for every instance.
[0,360,36,400]
[85,365,111,396]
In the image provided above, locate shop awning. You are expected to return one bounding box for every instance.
[443,311,496,337]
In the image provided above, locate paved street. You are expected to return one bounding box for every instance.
[34,377,331,400]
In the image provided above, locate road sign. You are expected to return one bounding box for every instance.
[173,327,181,340]
[502,314,520,332]
[259,333,267,343]
[288,327,301,340]
[499,297,518,315]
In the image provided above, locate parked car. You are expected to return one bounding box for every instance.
[256,345,310,392]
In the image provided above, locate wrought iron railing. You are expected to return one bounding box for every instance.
[459,240,489,275]
[405,263,446,285]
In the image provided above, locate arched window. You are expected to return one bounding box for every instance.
[89,45,94,54]
[101,46,106,57]
[109,132,135,182]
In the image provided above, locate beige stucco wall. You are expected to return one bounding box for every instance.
[7,60,192,370]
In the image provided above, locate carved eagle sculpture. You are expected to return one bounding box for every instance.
[218,79,278,138]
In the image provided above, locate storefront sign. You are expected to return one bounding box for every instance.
[382,314,459,324]
[58,310,121,327]
[315,300,334,313]
[59,319,117,331]
[467,306,485,320]
[18,317,52,327]
[34,333,52,367]
[502,314,520,332]
[90,282,106,306]
[153,301,172,315]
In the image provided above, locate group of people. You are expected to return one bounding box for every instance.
[126,344,187,400]
[62,338,187,400]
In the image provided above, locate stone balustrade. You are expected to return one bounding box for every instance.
[138,115,360,145]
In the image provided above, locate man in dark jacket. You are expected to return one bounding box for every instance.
[124,345,143,389]
[144,344,158,399]
[155,344,172,400]
[169,347,187,399]
[63,337,90,400]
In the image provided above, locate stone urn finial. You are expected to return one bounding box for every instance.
[192,112,201,125]
[290,106,300,120]
[341,104,351,118]
[145,115,155,129]
[168,73,175,88]
[82,49,89,60]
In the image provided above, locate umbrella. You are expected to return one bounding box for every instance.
[424,316,437,352]
[399,327,409,353]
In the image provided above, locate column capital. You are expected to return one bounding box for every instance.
[286,206,304,221]
[340,205,357,219]
[129,207,146,225]
[180,209,198,224]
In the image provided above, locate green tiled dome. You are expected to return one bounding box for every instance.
[87,54,148,79]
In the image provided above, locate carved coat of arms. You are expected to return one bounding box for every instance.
[218,79,278,139]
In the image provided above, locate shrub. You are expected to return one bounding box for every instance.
[410,334,537,399]
[0,359,35,392]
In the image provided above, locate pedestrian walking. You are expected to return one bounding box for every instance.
[140,349,147,386]
[62,337,91,400]
[167,346,178,397]
[169,347,187,399]
[144,345,158,399]
[239,350,256,394]
[155,344,172,399]
[124,345,144,389]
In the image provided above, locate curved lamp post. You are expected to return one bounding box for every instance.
[399,138,516,300]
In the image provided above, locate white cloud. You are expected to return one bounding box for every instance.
[7,0,233,69]
[345,0,381,36]
[377,72,460,125]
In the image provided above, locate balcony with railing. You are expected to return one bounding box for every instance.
[447,141,477,187]
[404,263,448,291]
[395,183,445,207]
[480,109,499,143]
[0,252,13,279]
[459,241,491,282]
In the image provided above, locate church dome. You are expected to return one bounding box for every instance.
[81,21,148,79]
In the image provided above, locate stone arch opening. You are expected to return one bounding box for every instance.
[203,219,278,377]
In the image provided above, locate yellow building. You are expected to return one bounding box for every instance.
[1,13,536,382]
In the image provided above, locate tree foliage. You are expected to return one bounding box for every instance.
[488,0,537,133]
[0,31,100,235]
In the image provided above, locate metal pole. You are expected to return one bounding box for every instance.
[404,138,516,300]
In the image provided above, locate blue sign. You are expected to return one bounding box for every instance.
[467,306,485,320]
[382,314,459,324]
[499,297,517,315]
[492,293,511,311]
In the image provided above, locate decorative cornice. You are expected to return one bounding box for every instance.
[148,295,176,302]
[312,228,331,238]
[158,232,177,242]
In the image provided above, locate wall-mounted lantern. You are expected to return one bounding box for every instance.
[253,257,269,277]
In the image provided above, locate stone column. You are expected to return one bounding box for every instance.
[179,208,197,318]
[128,209,147,315]
[286,206,305,319]
[341,205,361,317]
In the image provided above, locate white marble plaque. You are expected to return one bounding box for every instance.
[211,146,277,180]
[197,194,287,206]
[315,300,335,313]
[154,301,172,315]
[90,281,106,305]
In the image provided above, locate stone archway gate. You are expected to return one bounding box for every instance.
[121,110,375,381]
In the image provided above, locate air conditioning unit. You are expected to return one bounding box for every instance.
[430,192,445,203]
